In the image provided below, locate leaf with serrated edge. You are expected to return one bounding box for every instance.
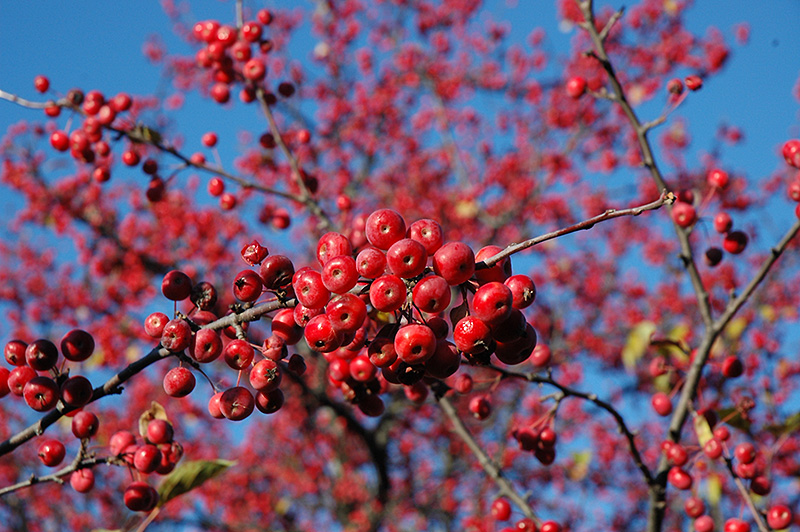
[139,401,170,440]
[157,459,235,507]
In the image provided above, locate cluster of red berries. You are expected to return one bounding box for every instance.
[191,10,286,106]
[661,425,793,531]
[1,331,95,412]
[511,423,559,465]
[491,495,562,532]
[144,208,541,422]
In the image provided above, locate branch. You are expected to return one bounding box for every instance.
[479,191,673,269]
[721,456,770,532]
[435,394,539,525]
[486,364,654,486]
[0,298,292,458]
[0,449,114,498]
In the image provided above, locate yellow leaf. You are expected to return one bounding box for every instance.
[622,321,656,372]
[707,474,721,505]
[139,402,171,439]
[724,317,748,341]
[567,451,592,481]
[693,413,713,447]
[759,305,777,323]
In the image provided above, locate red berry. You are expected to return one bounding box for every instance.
[782,139,800,168]
[365,209,406,250]
[243,58,267,81]
[70,469,95,493]
[241,21,263,42]
[211,82,231,103]
[708,168,730,189]
[412,275,451,314]
[766,505,792,530]
[369,274,407,312]
[684,496,705,518]
[667,78,683,95]
[232,269,263,302]
[4,339,27,366]
[356,247,387,279]
[703,437,723,459]
[530,344,552,367]
[504,275,536,309]
[495,324,537,365]
[249,358,282,392]
[694,515,714,532]
[208,177,225,196]
[472,282,513,327]
[723,231,748,254]
[386,238,428,279]
[257,9,273,25]
[293,269,331,309]
[394,323,437,364]
[453,316,492,355]
[163,367,196,398]
[259,255,295,289]
[565,76,587,98]
[469,395,491,419]
[255,389,284,414]
[71,411,100,439]
[651,392,672,416]
[316,232,353,266]
[60,329,95,362]
[60,375,93,407]
[713,212,732,233]
[734,442,756,464]
[144,312,170,338]
[326,293,368,334]
[121,149,140,166]
[491,497,512,521]
[723,518,750,532]
[8,366,37,397]
[26,339,59,371]
[160,319,192,352]
[721,356,743,378]
[407,218,444,254]
[433,241,475,285]
[124,481,158,512]
[24,376,59,411]
[34,75,50,93]
[38,439,66,467]
[50,130,69,151]
[667,466,693,490]
[223,339,255,370]
[304,314,343,352]
[321,255,359,294]
[220,386,255,421]
[671,202,697,228]
[685,75,703,91]
[162,270,192,301]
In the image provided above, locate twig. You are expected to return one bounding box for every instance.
[720,456,770,532]
[479,191,673,269]
[436,394,539,525]
[0,455,114,498]
[487,364,654,486]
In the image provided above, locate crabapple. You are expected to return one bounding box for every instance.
[71,411,99,439]
[356,247,387,278]
[25,339,59,371]
[24,376,59,411]
[723,519,750,532]
[713,212,732,233]
[38,439,66,467]
[60,375,93,407]
[386,238,428,279]
[667,466,693,490]
[394,323,437,364]
[491,497,512,521]
[191,328,222,363]
[232,269,263,302]
[723,231,748,254]
[60,329,95,361]
[271,308,303,345]
[223,339,254,370]
[433,242,475,285]
[316,231,353,266]
[474,245,511,284]
[504,274,536,309]
[365,209,406,250]
[134,444,162,473]
[8,366,37,396]
[685,75,703,90]
[694,516,714,532]
[408,218,444,254]
[326,293,368,334]
[453,316,492,355]
[144,312,170,338]
[684,496,705,518]
[707,168,730,189]
[472,282,513,327]
[240,240,269,266]
[293,269,331,309]
[70,469,95,493]
[369,274,407,312]
[565,76,587,98]
[4,339,27,366]
[671,202,697,228]
[424,339,461,378]
[161,270,192,301]
[249,358,282,392]
[766,505,792,530]
[721,356,743,378]
[147,419,174,445]
[163,367,196,398]
[124,481,158,512]
[495,324,537,365]
[412,275,451,314]
[734,442,755,464]
[255,389,284,414]
[260,255,295,289]
[304,314,343,352]
[208,392,225,419]
[651,392,672,416]
[220,386,255,421]
[469,395,491,419]
[349,354,378,382]
[322,255,359,294]
[161,319,192,352]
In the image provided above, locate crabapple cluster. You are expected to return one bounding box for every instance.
[511,424,559,466]
[142,208,540,425]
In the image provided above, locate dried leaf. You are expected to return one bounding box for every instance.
[139,402,170,439]
[158,459,235,507]
[622,321,656,372]
[449,299,469,328]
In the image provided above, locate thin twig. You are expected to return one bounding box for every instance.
[479,191,673,269]
[436,394,539,525]
[721,456,769,532]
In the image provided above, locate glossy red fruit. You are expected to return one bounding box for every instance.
[38,439,66,467]
[240,240,268,266]
[162,270,192,301]
[540,522,562,532]
[71,411,99,439]
[326,293,368,334]
[721,356,743,378]
[293,269,331,309]
[472,282,513,327]
[250,358,282,392]
[163,367,196,398]
[683,496,705,518]
[685,75,703,91]
[474,245,511,284]
[321,255,359,294]
[671,202,697,227]
[433,242,475,285]
[504,275,536,309]
[495,324,537,365]
[651,392,672,416]
[190,328,222,363]
[369,274,407,312]
[160,319,192,352]
[220,386,255,421]
[208,392,225,419]
[723,518,750,532]
[386,238,428,279]
[408,218,444,254]
[70,469,95,493]
[469,395,491,419]
[223,339,254,370]
[4,339,27,366]
[356,247,387,278]
[368,337,397,368]
[134,444,162,473]
[8,366,37,396]
[766,505,792,530]
[255,389,284,414]
[271,308,303,345]
[316,232,352,267]
[565,76,587,98]
[782,139,800,167]
[530,344,552,367]
[694,515,714,532]
[304,314,343,352]
[144,312,170,338]
[734,442,756,464]
[667,466,693,490]
[61,375,93,407]
[60,329,95,362]
[703,437,723,459]
[0,367,10,398]
[34,75,50,93]
[24,376,59,411]
[713,212,732,233]
[50,130,69,151]
[394,324,437,364]
[453,316,492,355]
[723,231,748,254]
[412,275,451,314]
[424,339,461,378]
[491,497,512,521]
[124,481,158,512]
[25,339,59,371]
[707,168,730,189]
[232,269,263,302]
[365,209,406,250]
[260,255,295,289]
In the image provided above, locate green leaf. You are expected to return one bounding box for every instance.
[765,411,800,436]
[622,321,656,372]
[693,413,713,447]
[139,401,170,440]
[717,407,751,434]
[157,459,235,507]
